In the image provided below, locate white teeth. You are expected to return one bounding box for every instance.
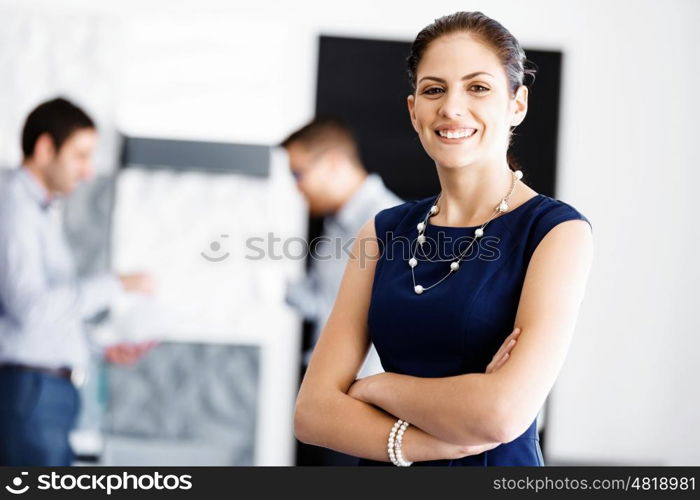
[438,128,476,139]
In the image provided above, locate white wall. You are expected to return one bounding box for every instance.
[1,0,698,465]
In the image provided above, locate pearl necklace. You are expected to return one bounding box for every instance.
[409,169,523,294]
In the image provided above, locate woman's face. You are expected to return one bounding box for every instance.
[407,32,528,170]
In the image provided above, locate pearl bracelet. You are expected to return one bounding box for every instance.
[387,419,401,465]
[387,418,413,466]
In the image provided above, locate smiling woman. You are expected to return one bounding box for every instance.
[294,11,593,467]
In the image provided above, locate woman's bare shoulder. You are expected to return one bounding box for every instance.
[298,216,381,397]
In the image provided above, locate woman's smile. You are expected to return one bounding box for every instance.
[434,126,478,144]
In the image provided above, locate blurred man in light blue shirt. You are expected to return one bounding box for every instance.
[0,97,155,466]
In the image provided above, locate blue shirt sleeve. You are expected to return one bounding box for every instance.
[0,203,121,330]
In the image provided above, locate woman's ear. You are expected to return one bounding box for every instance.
[407,94,419,133]
[511,85,529,127]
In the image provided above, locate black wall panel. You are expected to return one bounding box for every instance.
[316,35,562,201]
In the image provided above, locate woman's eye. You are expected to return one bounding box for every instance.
[471,85,490,93]
[423,87,444,95]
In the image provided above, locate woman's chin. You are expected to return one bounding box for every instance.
[433,155,477,170]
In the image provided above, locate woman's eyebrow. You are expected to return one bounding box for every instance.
[418,72,494,84]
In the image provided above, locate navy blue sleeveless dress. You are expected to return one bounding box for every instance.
[356,192,592,466]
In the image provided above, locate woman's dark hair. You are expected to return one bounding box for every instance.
[21,97,95,158]
[406,11,537,171]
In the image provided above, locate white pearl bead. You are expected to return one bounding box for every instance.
[498,200,508,212]
[450,261,460,272]
[429,205,438,215]
[514,170,523,180]
[417,234,426,245]
[417,222,425,232]
[475,228,484,237]
[414,285,424,294]
[408,258,417,268]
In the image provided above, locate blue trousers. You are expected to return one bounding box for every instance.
[0,368,80,466]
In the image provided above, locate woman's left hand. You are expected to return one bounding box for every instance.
[485,327,521,374]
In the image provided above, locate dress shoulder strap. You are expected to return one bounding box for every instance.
[525,197,593,260]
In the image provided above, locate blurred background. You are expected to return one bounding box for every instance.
[0,0,698,466]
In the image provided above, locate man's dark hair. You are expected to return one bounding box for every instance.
[21,97,95,158]
[280,115,362,166]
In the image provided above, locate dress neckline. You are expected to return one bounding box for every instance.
[425,193,544,230]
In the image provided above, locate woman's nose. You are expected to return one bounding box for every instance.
[438,90,467,119]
